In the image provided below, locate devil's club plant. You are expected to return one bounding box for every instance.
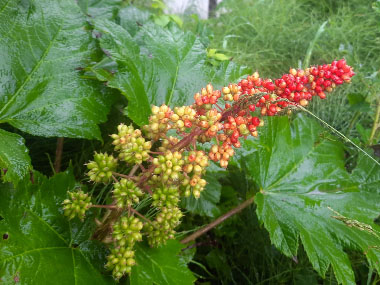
[62,59,355,279]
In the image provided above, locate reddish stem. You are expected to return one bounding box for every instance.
[54,138,64,173]
[91,205,117,209]
[129,207,153,225]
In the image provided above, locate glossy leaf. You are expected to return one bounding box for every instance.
[0,0,113,139]
[118,6,151,36]
[130,240,196,285]
[77,0,122,19]
[92,20,251,125]
[0,170,113,284]
[182,172,222,218]
[235,114,380,284]
[0,129,31,183]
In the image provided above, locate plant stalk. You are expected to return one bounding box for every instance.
[369,97,380,146]
[54,138,64,173]
[180,196,255,244]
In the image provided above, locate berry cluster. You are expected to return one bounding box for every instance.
[152,151,184,184]
[182,151,209,198]
[111,124,152,164]
[87,152,118,183]
[113,178,144,208]
[105,243,136,278]
[62,190,92,220]
[144,206,183,247]
[67,59,354,280]
[152,185,180,207]
[106,216,143,278]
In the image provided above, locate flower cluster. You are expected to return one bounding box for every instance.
[106,216,144,278]
[68,59,354,280]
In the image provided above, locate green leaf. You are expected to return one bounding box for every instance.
[352,150,380,193]
[0,169,114,284]
[347,93,371,112]
[236,114,380,284]
[182,172,222,218]
[77,0,122,19]
[118,6,151,36]
[92,20,251,125]
[130,240,196,285]
[0,129,31,183]
[0,0,113,139]
[356,122,371,143]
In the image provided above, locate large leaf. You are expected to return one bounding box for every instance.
[92,19,251,125]
[0,129,31,183]
[0,170,113,284]
[235,114,380,284]
[118,6,151,37]
[77,0,122,20]
[0,0,113,139]
[130,240,196,285]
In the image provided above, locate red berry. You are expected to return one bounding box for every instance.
[269,104,277,113]
[251,117,260,127]
[235,116,245,125]
[249,104,256,112]
[296,83,304,91]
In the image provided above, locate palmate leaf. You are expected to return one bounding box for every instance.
[0,169,114,284]
[0,129,31,183]
[91,19,251,125]
[130,240,196,285]
[235,114,380,284]
[0,0,113,139]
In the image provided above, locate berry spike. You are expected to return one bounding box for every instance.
[195,59,355,168]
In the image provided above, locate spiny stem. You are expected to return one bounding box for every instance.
[180,196,255,244]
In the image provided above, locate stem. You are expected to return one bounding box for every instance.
[129,164,139,176]
[180,196,255,244]
[346,111,360,136]
[92,209,122,241]
[129,207,153,225]
[171,127,205,151]
[112,175,118,183]
[369,97,380,146]
[112,172,138,180]
[91,205,117,209]
[54,138,64,173]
